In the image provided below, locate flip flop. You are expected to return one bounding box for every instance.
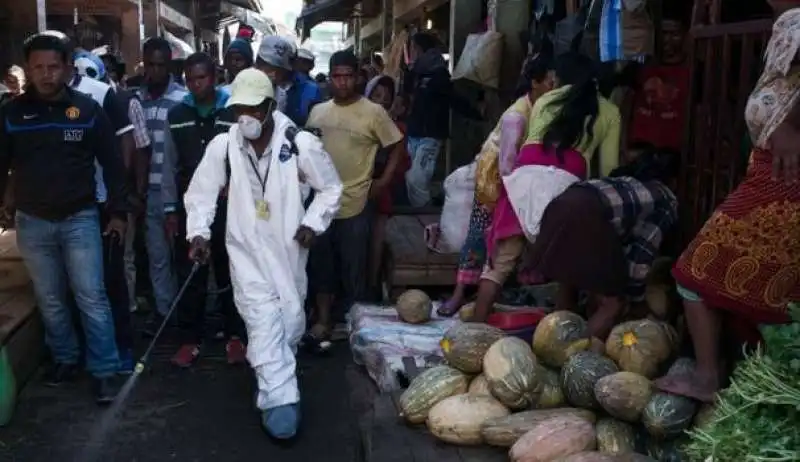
[437,298,463,317]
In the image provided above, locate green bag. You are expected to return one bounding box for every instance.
[0,347,16,426]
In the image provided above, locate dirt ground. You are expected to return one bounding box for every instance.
[0,337,361,462]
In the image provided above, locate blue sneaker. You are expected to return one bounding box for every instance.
[118,349,134,375]
[261,404,300,439]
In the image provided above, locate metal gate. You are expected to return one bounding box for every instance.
[677,0,772,246]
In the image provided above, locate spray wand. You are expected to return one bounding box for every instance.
[133,261,201,374]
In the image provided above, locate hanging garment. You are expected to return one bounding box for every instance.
[184,112,342,410]
[599,0,653,62]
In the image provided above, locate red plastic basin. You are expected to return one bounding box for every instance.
[487,309,547,330]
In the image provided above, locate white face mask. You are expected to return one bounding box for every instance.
[238,114,264,140]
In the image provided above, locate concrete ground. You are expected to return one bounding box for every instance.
[0,336,361,462]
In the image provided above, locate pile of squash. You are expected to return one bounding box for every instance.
[397,311,705,462]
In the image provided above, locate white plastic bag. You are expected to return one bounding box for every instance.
[439,164,476,253]
[452,32,504,89]
[502,165,580,241]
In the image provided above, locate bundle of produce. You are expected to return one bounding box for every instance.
[684,305,800,461]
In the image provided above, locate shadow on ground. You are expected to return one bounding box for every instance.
[0,338,360,462]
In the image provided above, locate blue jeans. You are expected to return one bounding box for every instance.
[405,137,444,207]
[146,188,176,316]
[15,207,119,377]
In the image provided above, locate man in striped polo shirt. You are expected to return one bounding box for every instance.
[137,37,188,334]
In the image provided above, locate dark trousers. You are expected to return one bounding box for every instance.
[99,207,134,353]
[308,203,373,319]
[173,198,243,344]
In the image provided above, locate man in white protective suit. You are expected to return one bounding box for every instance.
[183,68,343,439]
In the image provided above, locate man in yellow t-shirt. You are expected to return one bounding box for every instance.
[306,50,403,347]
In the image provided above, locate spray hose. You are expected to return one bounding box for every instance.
[134,261,201,374]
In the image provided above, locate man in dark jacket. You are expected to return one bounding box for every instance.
[404,32,482,206]
[0,33,128,404]
[255,35,321,127]
[161,52,244,368]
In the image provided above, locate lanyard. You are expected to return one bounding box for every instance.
[246,153,268,197]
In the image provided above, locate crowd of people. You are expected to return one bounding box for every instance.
[0,26,470,440]
[0,1,798,442]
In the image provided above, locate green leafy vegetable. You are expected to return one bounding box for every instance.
[684,305,800,461]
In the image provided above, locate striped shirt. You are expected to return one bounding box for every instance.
[580,177,678,301]
[138,79,188,189]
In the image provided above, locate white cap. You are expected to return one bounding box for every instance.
[257,35,294,71]
[226,68,275,107]
[297,48,315,62]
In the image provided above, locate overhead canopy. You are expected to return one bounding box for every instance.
[296,0,358,40]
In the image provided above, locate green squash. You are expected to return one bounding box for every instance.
[482,337,543,410]
[646,436,691,462]
[560,351,619,409]
[398,365,469,424]
[642,393,697,439]
[596,418,637,454]
[536,367,566,409]
[594,371,653,422]
[441,323,506,373]
[532,311,591,368]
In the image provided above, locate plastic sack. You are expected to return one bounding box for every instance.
[440,164,476,252]
[475,149,501,207]
[349,303,457,391]
[502,165,580,241]
[452,32,504,89]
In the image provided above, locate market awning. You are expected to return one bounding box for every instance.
[220,1,277,35]
[296,0,358,40]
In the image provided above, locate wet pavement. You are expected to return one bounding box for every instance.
[0,337,361,462]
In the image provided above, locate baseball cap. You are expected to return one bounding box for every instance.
[297,48,315,62]
[226,68,275,108]
[257,35,294,71]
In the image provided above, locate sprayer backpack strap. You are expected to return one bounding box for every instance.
[222,126,322,199]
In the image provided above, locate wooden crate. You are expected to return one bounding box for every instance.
[383,215,459,297]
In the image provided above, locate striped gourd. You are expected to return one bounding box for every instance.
[398,365,469,424]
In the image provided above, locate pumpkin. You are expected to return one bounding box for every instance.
[596,418,636,455]
[481,407,596,447]
[557,453,621,462]
[398,365,469,424]
[617,454,658,462]
[396,289,432,324]
[641,393,697,439]
[561,351,619,409]
[605,320,674,378]
[693,404,715,429]
[426,393,509,445]
[536,367,566,409]
[468,374,492,395]
[441,323,506,373]
[532,311,591,368]
[666,357,695,377]
[459,302,476,321]
[646,436,690,462]
[509,415,597,462]
[594,371,653,422]
[483,337,543,409]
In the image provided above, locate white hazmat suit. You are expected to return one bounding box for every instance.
[184,111,342,411]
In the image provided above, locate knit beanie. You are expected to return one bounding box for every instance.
[226,39,254,66]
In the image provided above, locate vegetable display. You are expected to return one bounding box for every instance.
[382,302,799,461]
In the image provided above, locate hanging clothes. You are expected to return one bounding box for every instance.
[599,0,654,63]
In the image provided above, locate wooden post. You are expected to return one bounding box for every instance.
[354,3,363,56]
[36,0,46,32]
